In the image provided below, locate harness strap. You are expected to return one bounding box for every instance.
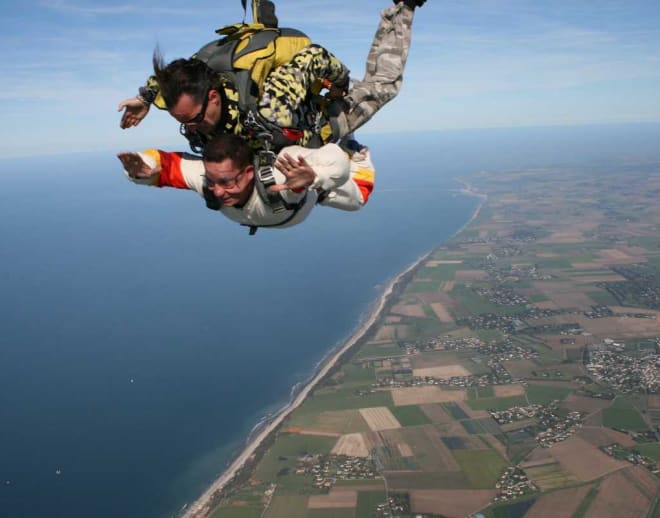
[242,206,301,235]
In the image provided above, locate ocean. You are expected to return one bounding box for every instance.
[1,125,658,517]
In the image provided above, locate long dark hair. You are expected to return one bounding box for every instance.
[152,49,221,108]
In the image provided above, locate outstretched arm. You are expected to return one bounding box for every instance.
[118,98,151,129]
[117,150,205,192]
[117,151,160,181]
[118,77,161,129]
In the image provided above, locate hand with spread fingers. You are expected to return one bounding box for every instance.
[271,153,317,192]
[117,152,161,179]
[118,97,151,129]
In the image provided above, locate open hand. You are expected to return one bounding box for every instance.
[270,153,316,192]
[117,151,160,179]
[118,97,150,129]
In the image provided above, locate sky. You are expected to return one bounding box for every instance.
[1,0,659,158]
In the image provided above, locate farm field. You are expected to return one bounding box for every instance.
[208,165,660,518]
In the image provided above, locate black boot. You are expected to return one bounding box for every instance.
[394,0,426,8]
[259,0,278,28]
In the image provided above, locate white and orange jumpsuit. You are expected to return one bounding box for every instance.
[125,143,375,230]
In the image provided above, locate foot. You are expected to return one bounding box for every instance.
[393,0,426,8]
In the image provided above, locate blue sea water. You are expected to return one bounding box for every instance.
[1,125,659,517]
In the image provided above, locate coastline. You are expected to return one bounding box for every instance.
[182,186,486,518]
[181,255,426,518]
[453,177,487,237]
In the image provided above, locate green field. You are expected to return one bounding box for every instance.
[573,484,600,518]
[464,358,494,375]
[212,506,263,518]
[307,509,355,518]
[587,290,619,305]
[296,388,393,415]
[356,491,387,518]
[385,470,470,489]
[334,480,385,488]
[407,280,443,292]
[634,443,660,460]
[602,408,648,431]
[535,257,573,269]
[353,343,404,360]
[466,395,528,411]
[263,495,308,518]
[453,449,507,488]
[467,385,495,399]
[336,364,377,387]
[490,497,538,518]
[526,384,574,405]
[460,418,501,435]
[524,463,578,491]
[444,402,470,419]
[390,405,432,427]
[285,408,371,435]
[451,284,527,317]
[610,395,647,410]
[417,264,465,282]
[408,318,455,339]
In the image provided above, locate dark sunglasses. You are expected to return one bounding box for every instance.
[184,89,210,125]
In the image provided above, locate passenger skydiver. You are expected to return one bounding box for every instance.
[118,134,374,234]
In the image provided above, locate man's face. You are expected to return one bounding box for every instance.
[203,158,254,207]
[170,90,222,134]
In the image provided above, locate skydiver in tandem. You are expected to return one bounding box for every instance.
[117,0,427,234]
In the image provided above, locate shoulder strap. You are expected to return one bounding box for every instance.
[253,150,308,213]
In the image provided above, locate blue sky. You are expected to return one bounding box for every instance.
[1,0,659,157]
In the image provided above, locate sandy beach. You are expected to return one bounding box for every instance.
[183,188,486,518]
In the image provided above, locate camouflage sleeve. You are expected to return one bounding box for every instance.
[137,76,167,110]
[258,44,349,129]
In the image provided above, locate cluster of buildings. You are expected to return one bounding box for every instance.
[584,305,656,320]
[370,337,543,388]
[535,408,583,447]
[490,404,544,425]
[586,346,660,394]
[489,402,583,447]
[486,358,513,384]
[477,341,539,361]
[372,372,494,390]
[294,454,378,489]
[474,285,529,306]
[400,335,484,354]
[476,257,553,285]
[493,467,536,502]
[399,335,536,361]
[525,322,583,336]
[601,443,658,473]
[584,305,615,319]
[375,494,410,518]
[604,265,660,309]
[457,313,527,334]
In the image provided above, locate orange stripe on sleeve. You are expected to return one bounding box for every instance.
[354,178,374,205]
[156,151,189,189]
[352,166,374,205]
